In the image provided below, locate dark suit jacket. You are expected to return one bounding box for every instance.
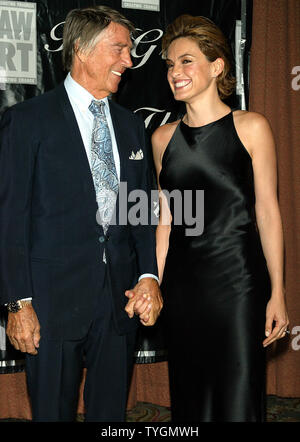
[0,83,158,339]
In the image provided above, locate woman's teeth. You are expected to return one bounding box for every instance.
[175,80,191,88]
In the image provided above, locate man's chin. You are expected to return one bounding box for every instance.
[110,84,120,94]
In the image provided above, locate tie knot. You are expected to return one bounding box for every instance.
[89,100,105,116]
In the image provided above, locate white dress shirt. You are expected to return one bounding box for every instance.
[64,72,120,179]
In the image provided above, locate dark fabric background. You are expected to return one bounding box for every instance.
[0,0,251,370]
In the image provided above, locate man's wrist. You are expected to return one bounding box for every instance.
[7,299,32,313]
[138,273,159,283]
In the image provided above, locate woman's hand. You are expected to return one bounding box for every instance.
[263,291,289,347]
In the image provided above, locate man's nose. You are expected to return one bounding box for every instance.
[123,48,133,68]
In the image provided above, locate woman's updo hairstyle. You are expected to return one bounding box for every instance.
[162,14,236,99]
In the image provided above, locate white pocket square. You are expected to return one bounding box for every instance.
[129,149,144,160]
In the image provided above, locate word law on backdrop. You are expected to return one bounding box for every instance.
[99,182,205,237]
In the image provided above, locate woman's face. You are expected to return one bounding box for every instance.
[166,37,217,103]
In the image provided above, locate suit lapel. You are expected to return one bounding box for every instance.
[55,87,133,232]
[108,99,129,184]
[108,100,130,232]
[55,84,98,214]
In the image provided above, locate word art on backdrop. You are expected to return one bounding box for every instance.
[0,0,37,84]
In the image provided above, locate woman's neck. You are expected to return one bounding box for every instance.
[184,95,231,127]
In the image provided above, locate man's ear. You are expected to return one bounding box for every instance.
[74,40,86,63]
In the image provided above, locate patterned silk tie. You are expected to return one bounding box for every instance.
[89,100,119,234]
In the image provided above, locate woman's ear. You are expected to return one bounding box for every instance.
[211,58,225,77]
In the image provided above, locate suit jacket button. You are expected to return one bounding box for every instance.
[99,236,105,243]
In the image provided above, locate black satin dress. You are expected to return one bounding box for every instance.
[159,112,270,422]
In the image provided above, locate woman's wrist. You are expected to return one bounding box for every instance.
[270,286,286,299]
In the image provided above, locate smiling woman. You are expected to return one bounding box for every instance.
[152,14,289,422]
[166,38,219,103]
[162,14,236,100]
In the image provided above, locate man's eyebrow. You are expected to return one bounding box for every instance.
[113,42,133,50]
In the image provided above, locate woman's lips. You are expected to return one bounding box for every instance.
[174,79,192,89]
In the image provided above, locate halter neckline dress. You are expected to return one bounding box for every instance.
[159,111,269,422]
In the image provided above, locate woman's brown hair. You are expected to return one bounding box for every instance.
[162,14,236,99]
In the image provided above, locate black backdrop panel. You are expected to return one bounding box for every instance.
[0,0,252,131]
[0,0,252,368]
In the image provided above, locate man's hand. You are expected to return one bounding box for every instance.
[6,304,41,355]
[125,278,163,326]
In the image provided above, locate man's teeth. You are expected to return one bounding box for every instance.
[112,70,121,76]
[175,80,191,88]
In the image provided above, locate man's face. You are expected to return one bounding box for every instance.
[75,21,133,99]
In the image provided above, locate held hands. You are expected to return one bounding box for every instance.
[263,291,289,347]
[6,304,41,355]
[125,278,163,326]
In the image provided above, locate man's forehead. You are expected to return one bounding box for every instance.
[102,21,132,44]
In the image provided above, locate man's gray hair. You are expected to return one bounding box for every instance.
[62,5,135,71]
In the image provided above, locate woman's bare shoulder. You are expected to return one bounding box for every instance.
[152,120,180,147]
[233,110,275,157]
[233,110,271,132]
[151,120,180,165]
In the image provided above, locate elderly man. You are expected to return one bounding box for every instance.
[0,5,162,422]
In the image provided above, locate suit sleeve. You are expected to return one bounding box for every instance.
[130,116,159,279]
[0,108,38,304]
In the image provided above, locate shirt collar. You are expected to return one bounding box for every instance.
[64,72,109,114]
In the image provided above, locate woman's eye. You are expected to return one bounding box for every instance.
[182,59,191,64]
